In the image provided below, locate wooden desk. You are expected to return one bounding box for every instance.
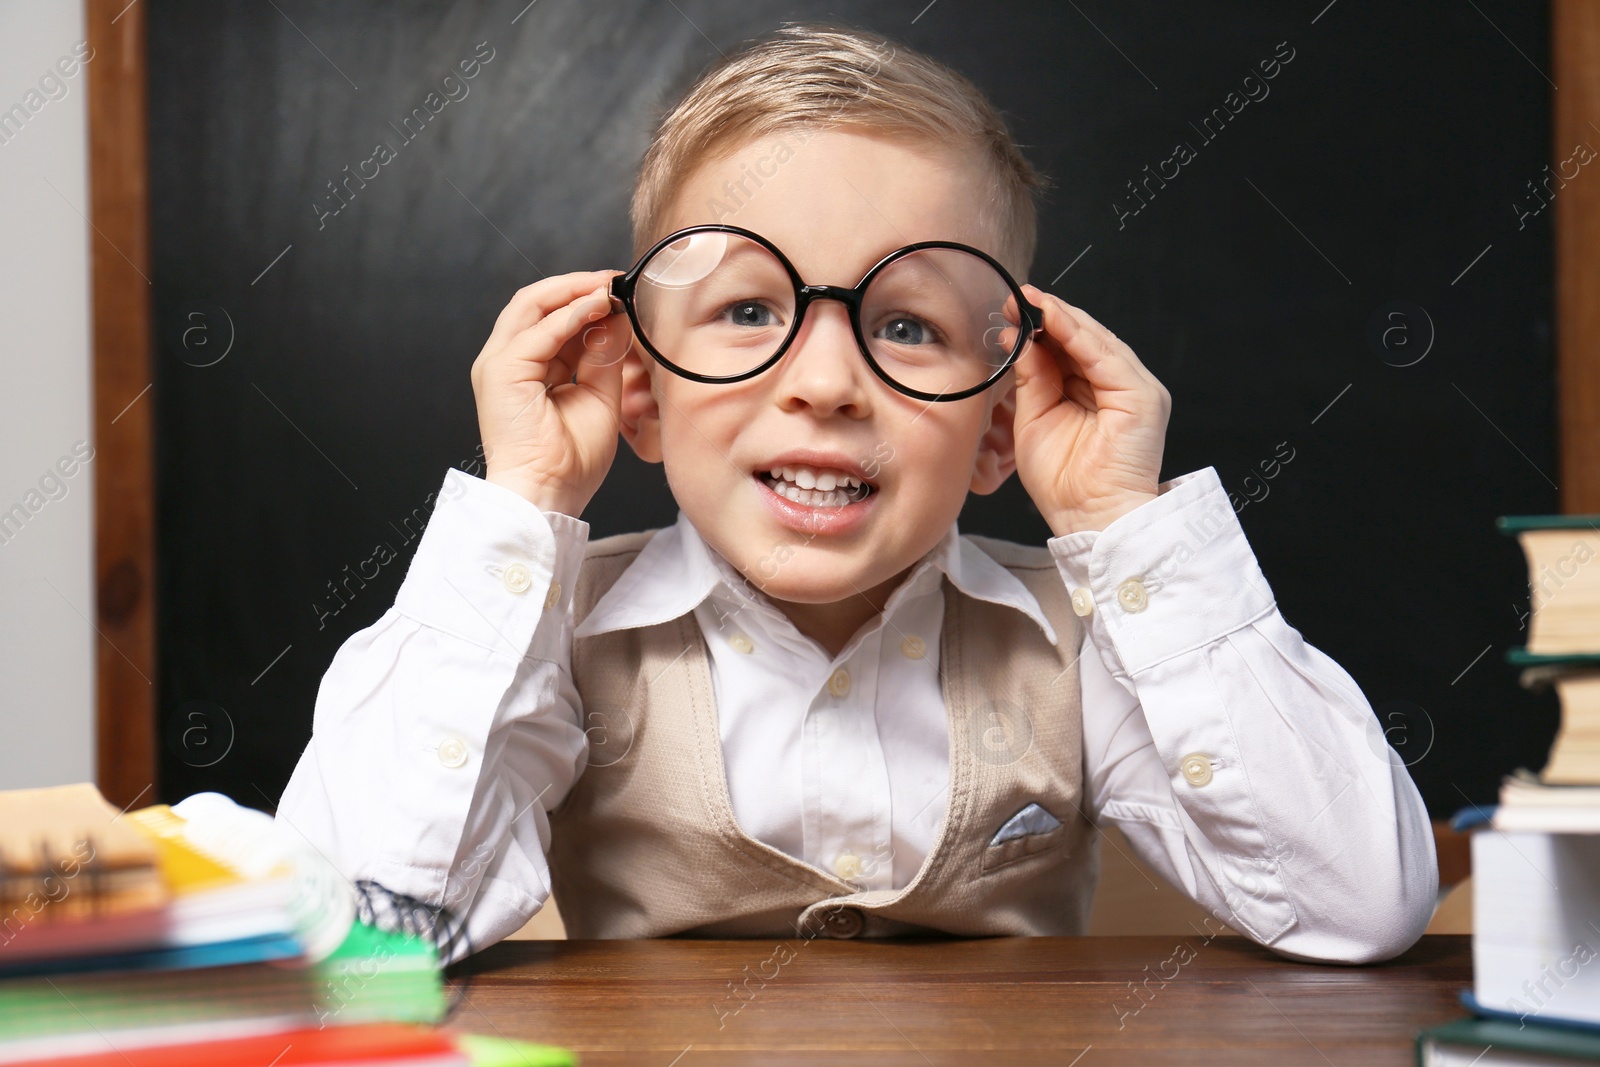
[446,934,1470,1065]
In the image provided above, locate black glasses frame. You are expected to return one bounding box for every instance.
[609,223,1045,403]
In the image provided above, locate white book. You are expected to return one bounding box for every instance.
[1472,830,1600,1026]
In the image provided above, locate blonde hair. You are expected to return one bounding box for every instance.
[628,21,1049,279]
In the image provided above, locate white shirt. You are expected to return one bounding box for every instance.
[277,465,1438,964]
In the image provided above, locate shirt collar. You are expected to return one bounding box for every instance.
[572,510,1058,647]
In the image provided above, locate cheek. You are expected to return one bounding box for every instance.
[658,392,746,487]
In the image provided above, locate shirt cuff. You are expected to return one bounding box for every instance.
[393,468,590,660]
[1047,467,1276,676]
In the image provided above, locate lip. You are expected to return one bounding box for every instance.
[754,472,878,536]
[750,448,881,538]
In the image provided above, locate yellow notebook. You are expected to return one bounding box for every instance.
[125,806,249,895]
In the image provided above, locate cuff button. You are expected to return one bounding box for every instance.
[1179,752,1214,787]
[437,736,469,769]
[502,562,533,594]
[1116,578,1149,613]
[1070,587,1094,617]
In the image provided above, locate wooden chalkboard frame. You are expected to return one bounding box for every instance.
[86,3,1598,824]
[86,0,156,810]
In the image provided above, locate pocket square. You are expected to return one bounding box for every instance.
[989,802,1062,847]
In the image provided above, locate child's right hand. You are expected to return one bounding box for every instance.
[470,270,632,517]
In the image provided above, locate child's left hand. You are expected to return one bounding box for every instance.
[1007,284,1171,535]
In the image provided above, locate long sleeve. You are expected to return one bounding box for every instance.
[276,468,590,962]
[1052,467,1437,964]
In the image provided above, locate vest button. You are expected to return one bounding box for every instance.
[822,906,864,939]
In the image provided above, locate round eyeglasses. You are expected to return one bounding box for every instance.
[608,224,1044,403]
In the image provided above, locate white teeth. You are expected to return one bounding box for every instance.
[760,465,873,507]
[769,480,852,508]
[769,464,862,490]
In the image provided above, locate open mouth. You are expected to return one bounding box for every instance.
[755,465,876,508]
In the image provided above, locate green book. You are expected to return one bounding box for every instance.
[1498,515,1600,662]
[1417,1015,1600,1065]
[1498,515,1600,535]
[1506,648,1600,667]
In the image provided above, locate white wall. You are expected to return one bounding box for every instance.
[0,1,97,787]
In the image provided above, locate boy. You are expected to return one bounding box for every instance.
[279,22,1436,964]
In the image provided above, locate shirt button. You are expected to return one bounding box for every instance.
[827,667,851,698]
[1179,752,1214,787]
[833,852,863,879]
[728,633,754,654]
[901,635,926,659]
[502,563,533,594]
[1117,578,1149,613]
[437,736,469,769]
[543,579,562,609]
[1070,587,1094,617]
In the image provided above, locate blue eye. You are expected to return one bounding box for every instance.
[722,301,781,328]
[876,315,942,346]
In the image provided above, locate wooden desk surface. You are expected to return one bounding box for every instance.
[445,934,1470,1066]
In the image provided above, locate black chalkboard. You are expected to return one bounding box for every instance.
[147,0,1556,817]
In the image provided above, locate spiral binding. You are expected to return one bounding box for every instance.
[350,879,474,1016]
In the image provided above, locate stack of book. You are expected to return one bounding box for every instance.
[0,784,571,1067]
[1418,515,1600,1065]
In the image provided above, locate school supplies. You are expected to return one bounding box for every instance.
[0,786,444,1063]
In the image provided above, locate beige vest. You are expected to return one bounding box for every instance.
[547,528,1097,939]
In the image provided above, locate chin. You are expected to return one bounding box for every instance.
[745,577,841,606]
[742,568,865,606]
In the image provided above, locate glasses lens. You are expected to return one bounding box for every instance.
[633,231,795,379]
[862,248,1024,396]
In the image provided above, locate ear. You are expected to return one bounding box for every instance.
[619,346,663,464]
[969,372,1018,495]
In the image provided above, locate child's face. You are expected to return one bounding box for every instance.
[619,129,1020,609]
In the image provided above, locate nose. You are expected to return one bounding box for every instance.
[771,294,870,416]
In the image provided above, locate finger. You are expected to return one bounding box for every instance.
[498,285,617,386]
[1022,285,1153,401]
[1025,285,1161,387]
[484,270,623,354]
